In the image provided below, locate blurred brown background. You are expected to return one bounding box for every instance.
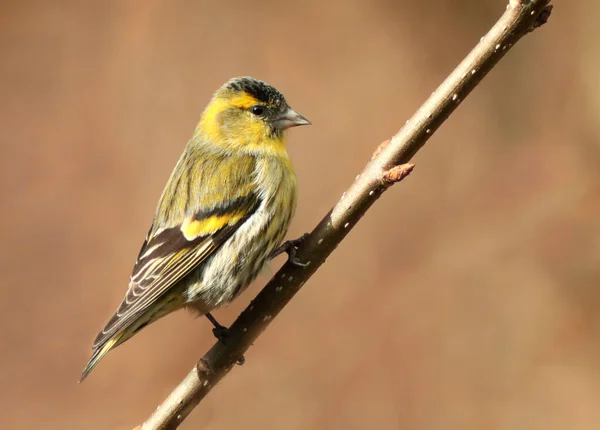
[2,1,599,429]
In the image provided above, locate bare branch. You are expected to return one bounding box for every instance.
[139,1,552,428]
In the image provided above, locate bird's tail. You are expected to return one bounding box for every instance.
[79,332,125,383]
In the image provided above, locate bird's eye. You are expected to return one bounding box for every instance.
[251,105,265,116]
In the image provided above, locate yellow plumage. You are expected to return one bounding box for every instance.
[80,77,310,382]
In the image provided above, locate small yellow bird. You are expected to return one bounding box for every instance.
[81,77,310,381]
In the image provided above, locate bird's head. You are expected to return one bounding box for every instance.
[196,77,310,155]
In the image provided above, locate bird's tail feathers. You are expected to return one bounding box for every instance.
[79,332,125,383]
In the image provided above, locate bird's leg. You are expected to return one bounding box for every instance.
[270,233,310,267]
[205,313,229,340]
[205,313,245,365]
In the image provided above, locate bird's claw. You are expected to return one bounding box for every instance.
[206,313,245,365]
[270,233,310,267]
[212,325,230,342]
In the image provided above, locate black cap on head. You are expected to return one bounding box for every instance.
[225,77,288,108]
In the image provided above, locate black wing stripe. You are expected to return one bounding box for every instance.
[193,194,257,221]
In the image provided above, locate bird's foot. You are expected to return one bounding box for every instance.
[270,233,310,267]
[205,313,245,365]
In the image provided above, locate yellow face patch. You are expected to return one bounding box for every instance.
[196,90,288,157]
[197,92,260,141]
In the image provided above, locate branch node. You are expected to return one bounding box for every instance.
[195,358,214,376]
[533,5,552,29]
[381,163,415,187]
[371,139,391,160]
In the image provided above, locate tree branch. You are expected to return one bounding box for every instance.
[138,1,552,428]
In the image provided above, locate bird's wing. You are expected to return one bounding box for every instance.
[92,154,260,350]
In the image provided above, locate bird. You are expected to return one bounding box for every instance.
[80,77,310,382]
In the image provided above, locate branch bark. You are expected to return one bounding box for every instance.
[139,1,552,428]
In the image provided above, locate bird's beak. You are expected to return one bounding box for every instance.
[274,108,311,130]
